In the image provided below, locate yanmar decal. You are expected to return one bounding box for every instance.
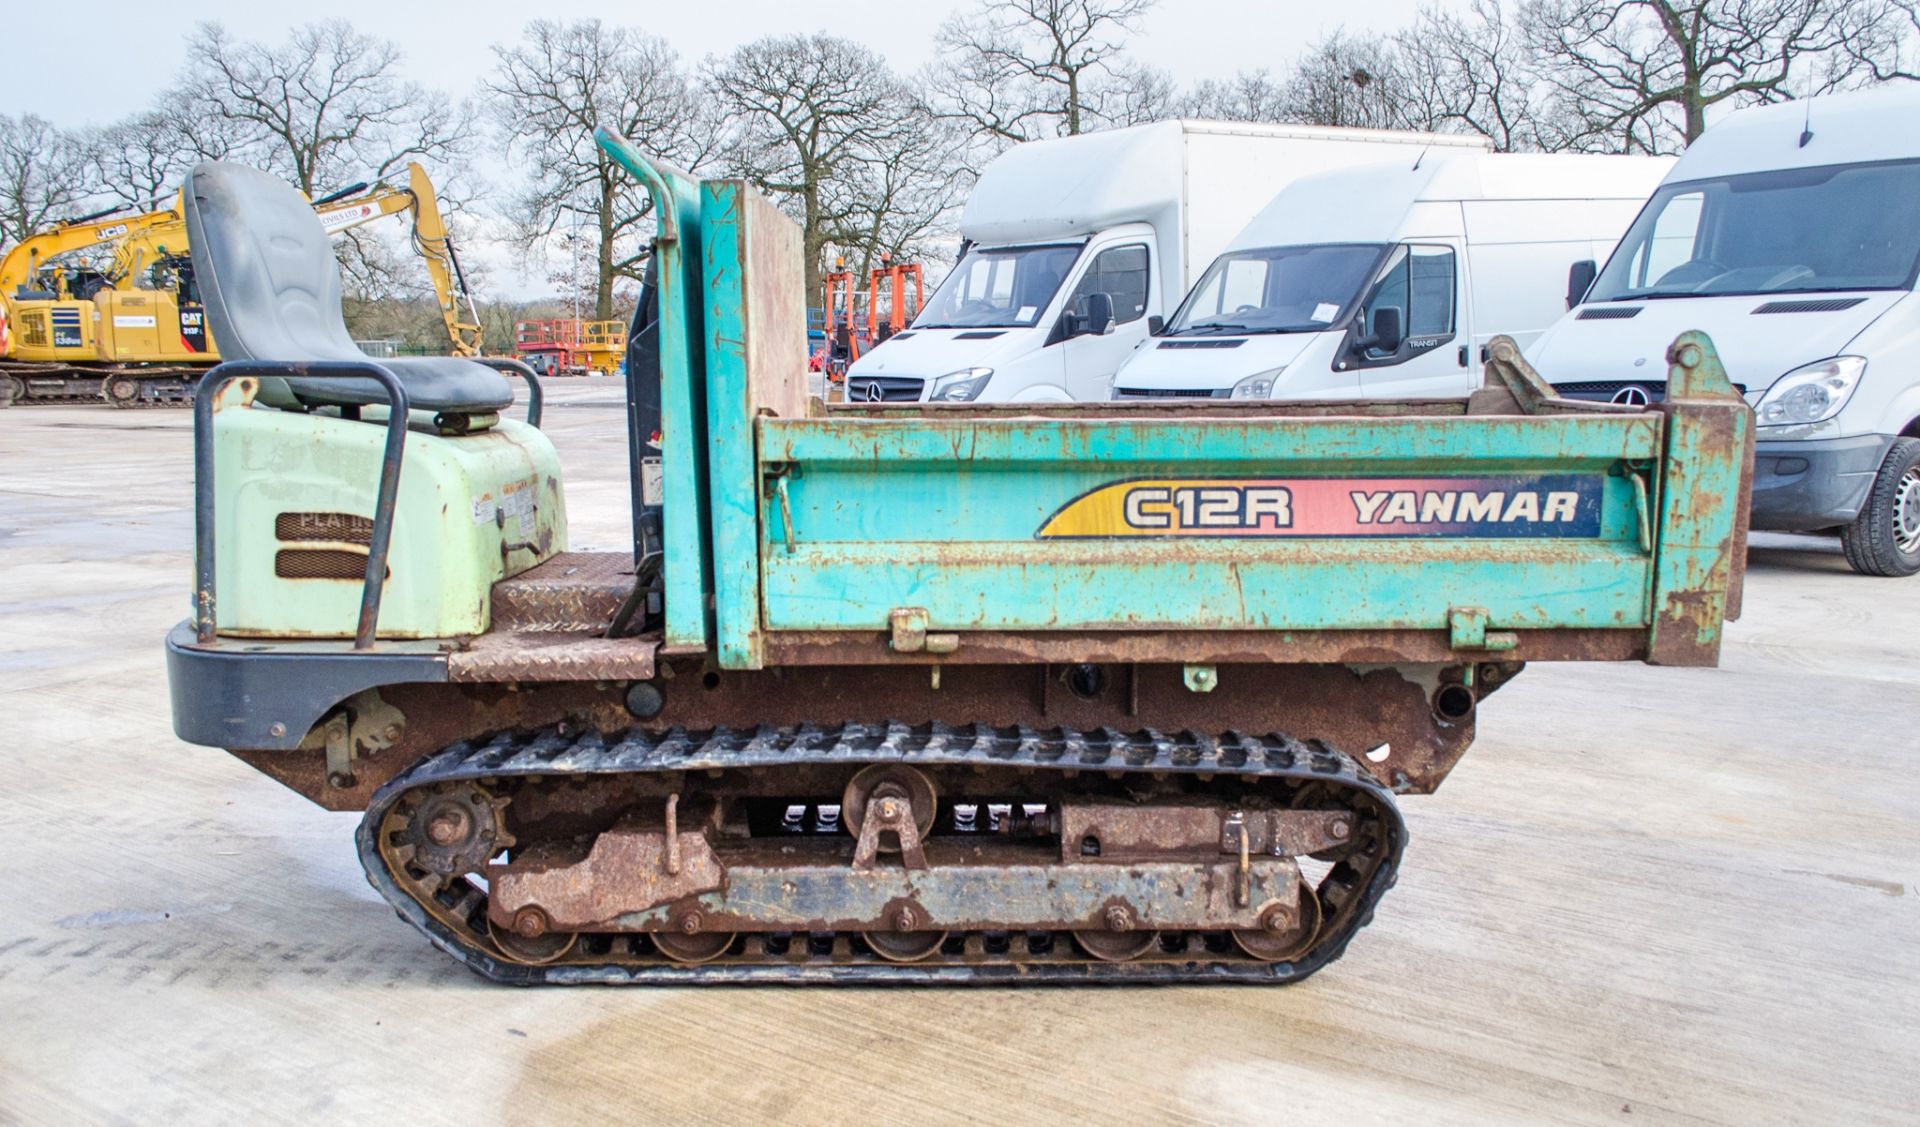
[1036,475,1604,539]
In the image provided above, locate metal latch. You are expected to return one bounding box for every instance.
[303,689,407,789]
[889,607,957,654]
[1449,607,1517,653]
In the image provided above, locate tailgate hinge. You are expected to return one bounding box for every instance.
[889,607,957,655]
[1449,607,1518,653]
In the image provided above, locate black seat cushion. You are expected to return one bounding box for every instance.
[183,162,511,414]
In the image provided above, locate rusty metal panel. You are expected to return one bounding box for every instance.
[755,409,1664,641]
[1648,332,1753,666]
[642,852,1300,932]
[701,179,806,672]
[490,551,634,633]
[762,411,1662,466]
[763,539,1652,633]
[447,633,656,682]
[757,628,1639,665]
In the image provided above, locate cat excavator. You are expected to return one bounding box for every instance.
[1,163,479,407]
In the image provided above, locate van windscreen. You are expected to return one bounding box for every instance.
[1590,158,1920,301]
[1168,244,1387,335]
[914,243,1083,329]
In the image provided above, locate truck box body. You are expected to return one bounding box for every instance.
[847,121,1486,405]
[1114,153,1669,401]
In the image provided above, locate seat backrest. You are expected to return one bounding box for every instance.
[183,162,360,364]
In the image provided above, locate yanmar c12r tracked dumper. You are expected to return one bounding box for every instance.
[165,130,1753,984]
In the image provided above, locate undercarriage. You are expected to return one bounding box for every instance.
[2,362,200,408]
[361,723,1403,983]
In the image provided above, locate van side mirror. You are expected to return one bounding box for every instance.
[1355,306,1403,355]
[1082,292,1116,336]
[1566,259,1597,309]
[1147,314,1165,335]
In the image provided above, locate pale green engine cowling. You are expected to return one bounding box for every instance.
[213,405,566,639]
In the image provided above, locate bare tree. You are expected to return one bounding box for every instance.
[929,0,1162,146]
[0,115,93,253]
[82,92,245,211]
[180,21,473,195]
[1181,69,1293,122]
[1393,0,1568,151]
[1278,31,1422,130]
[830,105,973,280]
[1839,0,1920,80]
[488,20,716,321]
[707,34,929,305]
[1521,0,1870,152]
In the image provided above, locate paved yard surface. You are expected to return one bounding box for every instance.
[1,383,1914,1124]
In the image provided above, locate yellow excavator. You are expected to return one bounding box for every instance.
[0,162,480,407]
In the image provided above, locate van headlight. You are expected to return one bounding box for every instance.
[930,367,993,402]
[1755,356,1864,427]
[1231,367,1287,399]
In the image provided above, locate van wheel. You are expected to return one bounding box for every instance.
[1840,438,1920,577]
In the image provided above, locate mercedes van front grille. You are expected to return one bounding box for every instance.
[845,376,926,402]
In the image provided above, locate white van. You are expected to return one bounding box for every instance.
[1531,86,1920,576]
[1110,152,1671,401]
[845,120,1486,404]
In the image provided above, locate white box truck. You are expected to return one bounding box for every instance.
[1530,86,1920,576]
[844,119,1486,404]
[1110,152,1670,401]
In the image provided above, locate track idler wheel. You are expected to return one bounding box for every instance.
[1073,929,1160,962]
[652,929,735,964]
[649,906,735,964]
[841,764,937,852]
[487,912,579,965]
[862,929,947,962]
[1072,903,1160,962]
[1231,891,1323,963]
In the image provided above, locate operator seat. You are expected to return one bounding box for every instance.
[182,161,512,416]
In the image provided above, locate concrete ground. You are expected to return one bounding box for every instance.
[1,382,1914,1125]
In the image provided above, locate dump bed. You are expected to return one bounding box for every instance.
[602,133,1751,682]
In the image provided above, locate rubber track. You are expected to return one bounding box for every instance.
[2,364,198,408]
[357,722,1408,985]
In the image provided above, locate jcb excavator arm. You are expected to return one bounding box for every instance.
[0,198,188,297]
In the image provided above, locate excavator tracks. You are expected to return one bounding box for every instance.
[358,721,1406,985]
[2,365,200,408]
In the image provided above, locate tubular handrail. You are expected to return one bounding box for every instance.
[476,356,545,428]
[193,361,411,651]
[593,128,683,245]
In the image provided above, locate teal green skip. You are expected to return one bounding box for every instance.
[596,129,1750,672]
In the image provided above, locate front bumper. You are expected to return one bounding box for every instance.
[1749,433,1895,532]
[166,620,447,750]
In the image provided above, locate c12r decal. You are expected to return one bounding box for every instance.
[1036,475,1604,538]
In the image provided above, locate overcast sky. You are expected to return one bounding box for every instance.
[3,0,1429,298]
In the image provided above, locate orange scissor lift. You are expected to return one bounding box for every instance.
[514,318,628,377]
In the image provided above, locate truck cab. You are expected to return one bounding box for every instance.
[1532,86,1920,575]
[1113,154,1669,402]
[853,227,1154,403]
[848,120,1486,404]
